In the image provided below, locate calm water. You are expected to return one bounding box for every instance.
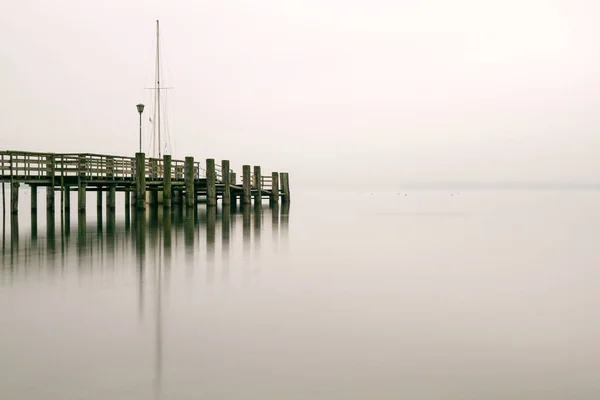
[2,189,600,399]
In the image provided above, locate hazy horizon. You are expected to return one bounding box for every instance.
[2,0,599,187]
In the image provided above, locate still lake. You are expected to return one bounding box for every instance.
[2,188,600,399]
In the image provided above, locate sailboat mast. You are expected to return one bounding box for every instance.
[156,20,161,159]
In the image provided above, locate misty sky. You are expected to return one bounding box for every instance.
[2,0,599,186]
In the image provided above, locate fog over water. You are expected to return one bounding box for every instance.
[2,189,600,399]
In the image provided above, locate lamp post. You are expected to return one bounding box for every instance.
[136,103,145,153]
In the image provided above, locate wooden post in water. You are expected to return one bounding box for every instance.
[46,155,55,211]
[107,186,116,211]
[253,166,262,204]
[125,189,130,209]
[97,186,103,209]
[78,155,87,213]
[149,158,158,205]
[206,158,217,206]
[11,182,19,214]
[270,172,279,204]
[281,172,290,204]
[184,156,195,208]
[242,165,251,205]
[163,155,171,208]
[64,185,70,211]
[135,153,146,210]
[106,156,115,210]
[222,160,231,205]
[30,185,37,213]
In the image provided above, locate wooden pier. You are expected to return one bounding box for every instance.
[0,151,290,214]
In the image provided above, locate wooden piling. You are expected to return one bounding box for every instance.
[135,153,146,210]
[46,155,55,211]
[64,185,70,210]
[163,155,171,208]
[185,156,195,208]
[242,165,251,205]
[206,158,217,206]
[231,172,236,185]
[78,155,87,213]
[222,160,231,205]
[270,172,279,204]
[97,187,103,209]
[107,185,116,210]
[281,172,290,204]
[253,166,262,204]
[30,185,37,213]
[11,181,19,214]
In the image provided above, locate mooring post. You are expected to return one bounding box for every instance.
[30,184,37,213]
[163,155,172,208]
[222,160,231,205]
[106,156,115,209]
[281,172,290,204]
[149,158,158,205]
[11,181,19,214]
[206,158,217,206]
[270,172,279,204]
[64,185,70,211]
[97,186,103,209]
[242,165,251,205]
[46,155,55,212]
[135,153,146,210]
[253,166,262,204]
[184,156,195,208]
[78,155,87,213]
[107,186,116,210]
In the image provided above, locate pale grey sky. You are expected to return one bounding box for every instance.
[1,0,599,186]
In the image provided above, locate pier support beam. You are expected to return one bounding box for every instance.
[185,156,195,208]
[30,185,37,213]
[64,185,70,211]
[11,181,19,214]
[242,165,251,205]
[107,185,116,210]
[135,153,146,210]
[46,155,55,212]
[222,160,230,205]
[253,165,262,204]
[163,155,172,208]
[206,158,217,206]
[270,172,279,204]
[78,155,87,213]
[281,172,290,204]
[97,187,103,209]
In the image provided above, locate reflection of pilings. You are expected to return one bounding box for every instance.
[46,211,56,254]
[163,209,172,271]
[31,212,38,243]
[106,210,116,256]
[10,215,18,266]
[134,210,146,320]
[222,205,231,281]
[281,202,289,244]
[77,212,86,258]
[242,204,251,258]
[206,206,216,284]
[271,203,279,251]
[184,207,195,264]
[254,202,262,257]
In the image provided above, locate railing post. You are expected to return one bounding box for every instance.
[135,153,146,210]
[46,154,55,212]
[253,166,262,204]
[242,165,251,205]
[163,155,172,208]
[206,158,217,206]
[271,172,279,204]
[185,156,195,208]
[222,160,230,205]
[78,155,87,213]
